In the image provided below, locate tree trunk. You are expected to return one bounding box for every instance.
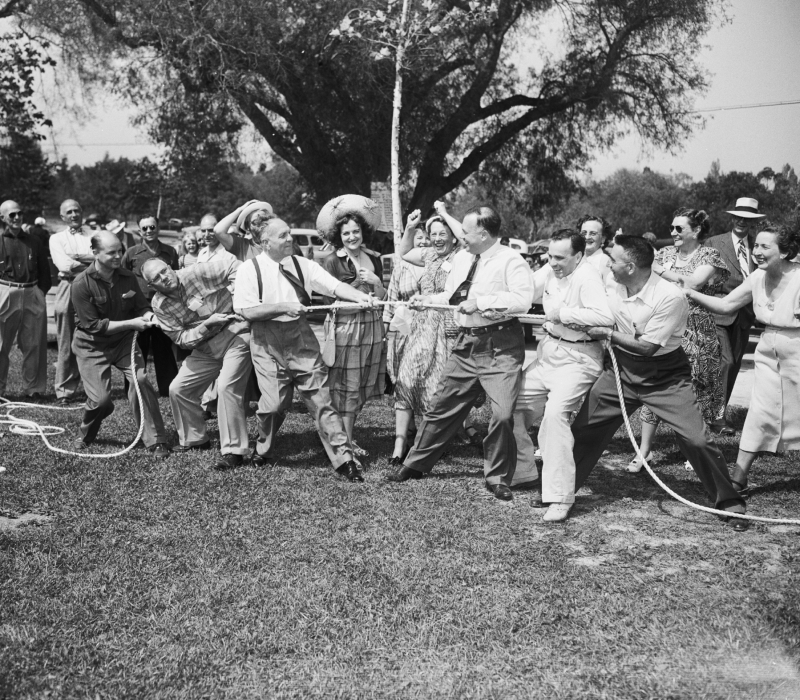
[391,0,411,260]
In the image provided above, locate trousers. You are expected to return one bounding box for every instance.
[571,347,743,508]
[73,331,166,447]
[53,280,82,398]
[404,324,524,486]
[512,336,604,503]
[0,285,47,397]
[249,317,352,468]
[170,331,252,455]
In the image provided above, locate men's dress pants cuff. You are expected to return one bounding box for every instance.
[543,495,576,505]
[183,437,209,447]
[485,478,512,487]
[222,448,251,456]
[510,474,539,487]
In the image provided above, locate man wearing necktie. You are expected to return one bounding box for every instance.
[233,217,376,482]
[387,205,535,501]
[49,199,94,404]
[706,197,765,434]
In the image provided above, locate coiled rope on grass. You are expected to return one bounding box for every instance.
[0,331,145,463]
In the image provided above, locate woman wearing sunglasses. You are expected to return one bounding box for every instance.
[625,208,730,472]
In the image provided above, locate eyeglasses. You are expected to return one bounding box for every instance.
[199,228,215,233]
[669,225,689,233]
[140,225,157,232]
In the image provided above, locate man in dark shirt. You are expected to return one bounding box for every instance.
[120,216,180,396]
[71,230,169,457]
[0,200,51,399]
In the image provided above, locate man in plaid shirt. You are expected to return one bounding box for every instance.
[143,256,252,470]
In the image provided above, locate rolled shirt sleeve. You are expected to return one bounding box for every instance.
[303,258,345,298]
[558,265,614,328]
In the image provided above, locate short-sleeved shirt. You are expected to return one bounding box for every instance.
[0,229,52,293]
[228,236,261,263]
[71,263,150,348]
[234,254,341,322]
[607,271,688,356]
[121,241,179,299]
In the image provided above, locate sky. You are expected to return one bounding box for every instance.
[30,0,800,183]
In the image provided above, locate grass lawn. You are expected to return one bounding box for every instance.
[1,343,799,699]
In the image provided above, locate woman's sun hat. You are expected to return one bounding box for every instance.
[236,201,274,231]
[316,194,382,242]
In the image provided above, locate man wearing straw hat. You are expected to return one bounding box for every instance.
[706,197,765,434]
[233,213,376,481]
[387,205,534,501]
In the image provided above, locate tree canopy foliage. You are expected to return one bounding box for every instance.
[15,0,723,216]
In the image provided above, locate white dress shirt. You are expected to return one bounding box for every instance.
[196,243,236,265]
[234,253,341,322]
[532,259,613,341]
[607,272,688,355]
[586,247,612,283]
[428,240,534,327]
[49,225,93,276]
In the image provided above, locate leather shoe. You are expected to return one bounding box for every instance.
[171,440,211,453]
[251,451,276,468]
[485,483,513,501]
[388,456,405,467]
[214,453,243,471]
[147,443,170,459]
[335,460,364,482]
[386,466,424,482]
[710,423,737,436]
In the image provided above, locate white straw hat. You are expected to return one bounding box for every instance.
[726,197,766,219]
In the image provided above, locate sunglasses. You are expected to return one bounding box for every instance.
[7,212,22,219]
[140,225,157,232]
[199,228,215,233]
[669,225,692,233]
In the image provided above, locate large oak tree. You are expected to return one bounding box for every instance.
[16,0,723,214]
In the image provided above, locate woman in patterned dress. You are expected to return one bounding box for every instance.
[321,212,387,454]
[628,208,730,471]
[388,203,478,465]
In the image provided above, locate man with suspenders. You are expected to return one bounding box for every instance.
[233,216,376,481]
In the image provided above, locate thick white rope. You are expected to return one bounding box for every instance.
[0,331,146,462]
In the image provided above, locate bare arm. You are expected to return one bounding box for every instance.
[584,326,662,357]
[685,280,753,315]
[433,201,464,240]
[654,261,717,291]
[399,209,425,265]
[214,200,260,251]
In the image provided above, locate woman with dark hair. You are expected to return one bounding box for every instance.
[577,215,614,283]
[387,203,477,463]
[321,210,387,454]
[626,208,730,471]
[687,223,800,494]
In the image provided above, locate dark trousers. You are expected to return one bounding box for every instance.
[137,326,179,397]
[571,347,743,508]
[404,323,524,486]
[715,320,752,408]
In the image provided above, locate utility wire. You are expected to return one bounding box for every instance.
[691,98,800,114]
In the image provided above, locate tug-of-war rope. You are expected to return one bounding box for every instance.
[0,303,798,526]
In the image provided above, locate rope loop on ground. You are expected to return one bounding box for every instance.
[0,331,146,461]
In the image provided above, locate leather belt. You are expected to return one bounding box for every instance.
[0,279,37,288]
[58,274,77,281]
[546,330,597,344]
[458,318,520,336]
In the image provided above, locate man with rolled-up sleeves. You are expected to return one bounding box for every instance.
[71,231,169,457]
[0,200,51,400]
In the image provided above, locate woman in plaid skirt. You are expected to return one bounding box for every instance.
[321,212,388,456]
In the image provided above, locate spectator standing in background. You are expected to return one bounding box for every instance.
[705,197,764,435]
[121,216,180,396]
[179,231,200,268]
[49,199,94,404]
[0,200,52,400]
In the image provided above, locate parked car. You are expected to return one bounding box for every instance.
[291,229,331,262]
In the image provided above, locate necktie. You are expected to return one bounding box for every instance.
[280,257,311,306]
[449,254,480,306]
[737,239,750,278]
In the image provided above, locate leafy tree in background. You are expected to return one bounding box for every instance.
[0,132,54,212]
[15,0,723,216]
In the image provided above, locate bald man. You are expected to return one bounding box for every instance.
[144,256,252,470]
[71,231,169,457]
[196,214,235,265]
[0,200,51,399]
[49,199,95,403]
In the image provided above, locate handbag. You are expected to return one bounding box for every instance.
[321,308,337,367]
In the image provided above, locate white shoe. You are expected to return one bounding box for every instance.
[542,503,572,522]
[625,453,655,473]
[533,448,542,460]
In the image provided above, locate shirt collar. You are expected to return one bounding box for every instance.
[620,271,660,307]
[732,231,749,248]
[478,239,503,260]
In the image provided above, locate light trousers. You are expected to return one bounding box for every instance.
[250,318,352,468]
[511,336,604,503]
[53,280,81,398]
[0,285,47,397]
[169,331,252,455]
